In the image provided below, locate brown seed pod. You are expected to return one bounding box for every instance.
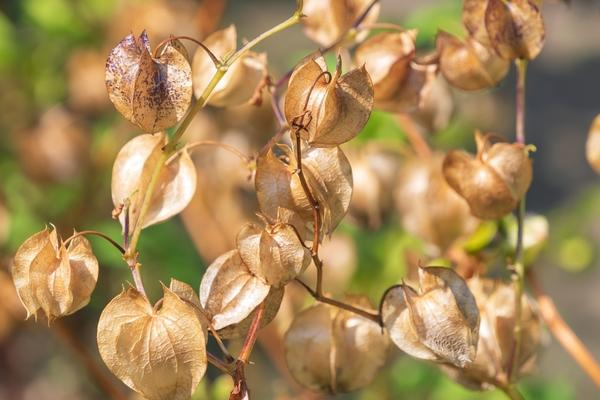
[106,32,192,133]
[284,296,388,393]
[236,221,311,288]
[485,0,545,60]
[199,249,270,330]
[192,25,267,107]
[12,227,98,321]
[97,284,207,400]
[395,153,479,254]
[436,31,510,91]
[381,267,480,368]
[111,133,197,232]
[441,277,542,390]
[443,131,533,220]
[586,114,600,174]
[284,55,373,147]
[463,0,492,47]
[255,144,353,237]
[354,30,417,101]
[301,0,381,48]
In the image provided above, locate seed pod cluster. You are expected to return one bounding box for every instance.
[381,267,480,368]
[192,25,267,107]
[284,296,389,393]
[12,227,99,321]
[284,55,373,147]
[443,131,532,220]
[395,153,479,253]
[442,277,542,390]
[106,32,192,133]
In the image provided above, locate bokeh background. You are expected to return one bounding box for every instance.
[0,0,599,399]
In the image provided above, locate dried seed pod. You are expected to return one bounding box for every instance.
[442,277,541,389]
[284,55,373,147]
[284,297,388,393]
[463,0,492,47]
[301,0,380,48]
[106,32,192,133]
[443,132,532,220]
[485,0,545,60]
[12,227,99,321]
[374,61,438,114]
[255,144,353,237]
[192,25,267,107]
[395,153,478,254]
[436,31,510,91]
[381,267,480,368]
[111,133,197,232]
[236,221,311,288]
[354,30,416,100]
[97,284,207,400]
[586,114,600,174]
[199,249,270,330]
[217,286,284,339]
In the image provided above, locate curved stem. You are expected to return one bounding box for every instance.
[154,35,220,68]
[515,60,528,145]
[64,230,125,255]
[186,140,251,164]
[527,271,600,389]
[395,114,432,157]
[499,384,526,400]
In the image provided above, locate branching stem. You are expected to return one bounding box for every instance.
[64,230,125,255]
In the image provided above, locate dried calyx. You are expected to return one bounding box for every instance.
[284,55,373,147]
[284,296,389,393]
[443,131,532,220]
[192,25,267,107]
[106,32,192,133]
[12,227,98,321]
[381,266,480,368]
[442,277,542,390]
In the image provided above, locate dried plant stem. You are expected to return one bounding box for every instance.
[52,321,127,400]
[527,271,600,389]
[153,35,220,68]
[186,140,251,164]
[207,352,234,375]
[509,58,529,383]
[122,5,302,290]
[395,114,432,157]
[64,230,125,254]
[499,384,525,400]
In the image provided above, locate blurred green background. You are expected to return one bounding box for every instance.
[0,0,599,399]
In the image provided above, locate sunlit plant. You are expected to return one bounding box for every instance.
[11,0,600,399]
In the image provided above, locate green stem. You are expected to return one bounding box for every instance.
[500,384,526,400]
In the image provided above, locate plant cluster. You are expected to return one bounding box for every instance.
[10,0,600,399]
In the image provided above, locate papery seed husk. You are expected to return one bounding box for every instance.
[463,0,491,47]
[375,62,437,114]
[587,114,600,174]
[97,286,207,400]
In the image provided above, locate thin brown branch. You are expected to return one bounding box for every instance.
[64,230,125,255]
[51,321,127,400]
[395,114,432,158]
[154,35,221,68]
[207,352,235,375]
[527,271,600,389]
[186,140,252,164]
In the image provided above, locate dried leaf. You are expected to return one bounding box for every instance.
[106,32,192,132]
[354,30,416,100]
[586,114,600,174]
[284,55,373,146]
[12,227,98,320]
[395,153,478,253]
[199,250,270,330]
[301,0,381,48]
[97,286,207,400]
[437,31,510,91]
[192,25,267,107]
[381,267,479,368]
[443,132,532,219]
[112,133,197,232]
[284,297,388,393]
[485,0,545,60]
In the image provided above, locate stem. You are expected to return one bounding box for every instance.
[238,302,266,363]
[295,278,381,325]
[52,321,127,400]
[515,59,528,145]
[207,352,235,375]
[154,35,220,68]
[527,271,600,389]
[186,140,251,164]
[64,230,125,255]
[395,114,432,157]
[499,384,526,400]
[509,58,528,382]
